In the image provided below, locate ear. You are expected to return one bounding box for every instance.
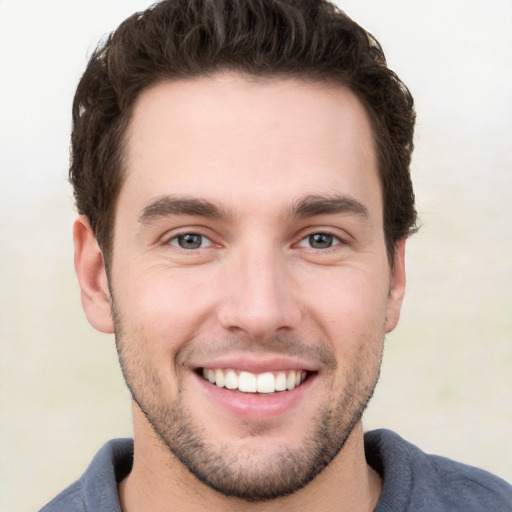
[385,238,406,334]
[73,216,114,334]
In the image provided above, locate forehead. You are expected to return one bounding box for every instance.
[120,73,380,221]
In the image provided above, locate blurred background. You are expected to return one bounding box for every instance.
[0,0,511,510]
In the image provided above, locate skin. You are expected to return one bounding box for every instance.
[73,73,406,512]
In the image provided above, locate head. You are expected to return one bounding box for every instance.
[70,0,416,268]
[72,0,416,503]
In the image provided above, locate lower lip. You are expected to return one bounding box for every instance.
[192,372,316,421]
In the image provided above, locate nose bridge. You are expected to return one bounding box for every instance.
[218,238,300,338]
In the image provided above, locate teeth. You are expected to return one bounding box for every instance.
[257,372,275,393]
[238,371,257,392]
[214,369,225,388]
[286,371,296,390]
[201,368,307,393]
[275,372,287,391]
[225,369,238,390]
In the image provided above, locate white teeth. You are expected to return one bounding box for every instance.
[257,372,275,394]
[214,369,225,388]
[286,372,296,390]
[225,369,238,390]
[238,371,257,392]
[201,368,307,393]
[275,372,287,391]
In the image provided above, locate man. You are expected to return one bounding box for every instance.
[40,0,511,511]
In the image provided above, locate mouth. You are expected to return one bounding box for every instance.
[198,368,312,394]
[192,362,318,420]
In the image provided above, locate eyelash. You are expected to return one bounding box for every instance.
[167,232,215,250]
[296,232,343,250]
[165,230,344,251]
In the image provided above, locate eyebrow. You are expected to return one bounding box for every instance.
[138,193,369,224]
[139,195,230,224]
[289,194,369,219]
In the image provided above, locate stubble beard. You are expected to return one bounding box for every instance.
[112,304,383,502]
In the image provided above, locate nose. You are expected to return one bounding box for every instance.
[217,244,302,340]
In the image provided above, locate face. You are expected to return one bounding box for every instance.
[77,73,405,501]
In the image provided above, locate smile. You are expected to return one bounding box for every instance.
[200,368,309,394]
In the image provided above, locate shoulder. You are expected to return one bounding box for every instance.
[365,429,512,512]
[38,438,133,512]
[39,481,83,512]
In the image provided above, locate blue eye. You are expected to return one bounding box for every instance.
[309,233,333,249]
[170,233,211,249]
[299,233,340,249]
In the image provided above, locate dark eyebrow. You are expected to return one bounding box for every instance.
[289,194,369,219]
[139,195,230,224]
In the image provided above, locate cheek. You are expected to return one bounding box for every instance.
[302,267,390,351]
[113,268,218,352]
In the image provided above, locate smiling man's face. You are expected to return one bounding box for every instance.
[79,74,405,500]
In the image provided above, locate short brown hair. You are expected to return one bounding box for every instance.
[70,0,417,264]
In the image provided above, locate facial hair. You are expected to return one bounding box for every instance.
[112,300,383,502]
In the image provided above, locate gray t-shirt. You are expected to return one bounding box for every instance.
[39,429,512,511]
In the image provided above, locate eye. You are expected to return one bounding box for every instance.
[298,233,341,249]
[169,233,213,250]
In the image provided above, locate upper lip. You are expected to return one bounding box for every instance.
[192,354,319,374]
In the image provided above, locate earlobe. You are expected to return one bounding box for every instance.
[73,216,114,334]
[385,239,406,334]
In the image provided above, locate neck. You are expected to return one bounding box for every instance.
[119,406,381,512]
